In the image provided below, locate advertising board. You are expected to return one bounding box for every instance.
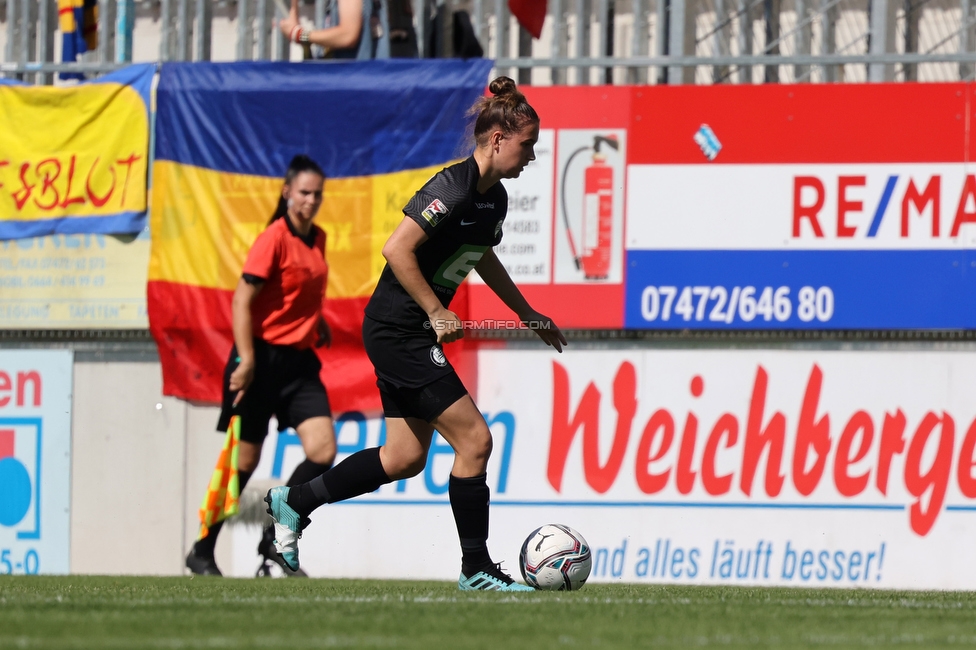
[232,347,976,589]
[0,350,73,575]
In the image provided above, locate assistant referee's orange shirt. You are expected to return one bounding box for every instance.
[243,217,328,349]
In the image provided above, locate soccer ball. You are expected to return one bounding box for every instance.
[518,524,592,591]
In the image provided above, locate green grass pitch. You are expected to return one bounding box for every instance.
[1,576,975,649]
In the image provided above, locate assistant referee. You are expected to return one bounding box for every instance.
[186,155,338,577]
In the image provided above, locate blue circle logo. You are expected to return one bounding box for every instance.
[0,457,32,527]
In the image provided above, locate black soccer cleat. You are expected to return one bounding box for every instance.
[185,548,222,576]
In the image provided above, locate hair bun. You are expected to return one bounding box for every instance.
[488,76,518,97]
[289,153,315,168]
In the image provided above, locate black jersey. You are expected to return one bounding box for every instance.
[365,156,508,328]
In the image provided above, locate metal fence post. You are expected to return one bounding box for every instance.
[597,0,607,82]
[868,0,888,81]
[5,0,18,74]
[39,0,56,84]
[713,0,729,83]
[196,0,213,61]
[518,24,532,83]
[736,0,753,82]
[315,0,328,58]
[575,0,589,84]
[904,0,921,80]
[763,0,781,82]
[315,0,327,27]
[237,0,253,61]
[668,0,685,83]
[472,0,483,41]
[176,0,192,61]
[7,0,20,77]
[19,0,36,80]
[551,0,568,84]
[98,0,116,63]
[160,0,173,60]
[631,0,649,84]
[117,0,135,63]
[656,0,668,83]
[821,0,837,81]
[272,1,288,61]
[962,0,974,79]
[413,0,425,57]
[794,0,809,81]
[256,0,269,59]
[496,0,508,74]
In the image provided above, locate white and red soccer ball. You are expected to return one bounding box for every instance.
[519,524,592,591]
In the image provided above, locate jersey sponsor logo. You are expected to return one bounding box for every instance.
[475,202,495,209]
[433,244,489,289]
[429,345,447,367]
[421,198,449,226]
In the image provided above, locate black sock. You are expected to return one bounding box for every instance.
[287,447,390,517]
[449,474,492,571]
[286,459,332,486]
[283,459,332,524]
[194,469,253,557]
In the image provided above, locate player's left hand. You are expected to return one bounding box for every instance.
[522,311,567,353]
[316,318,332,348]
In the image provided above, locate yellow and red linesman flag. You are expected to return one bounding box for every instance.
[197,415,241,540]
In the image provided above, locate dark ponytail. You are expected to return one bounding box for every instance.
[469,76,539,147]
[269,154,326,225]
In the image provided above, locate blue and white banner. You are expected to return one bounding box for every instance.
[625,163,976,329]
[0,350,73,574]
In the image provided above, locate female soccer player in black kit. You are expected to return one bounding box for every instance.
[266,77,566,591]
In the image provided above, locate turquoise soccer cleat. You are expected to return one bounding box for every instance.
[458,563,535,592]
[264,487,308,572]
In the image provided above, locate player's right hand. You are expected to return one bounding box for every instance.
[229,357,255,407]
[428,307,463,344]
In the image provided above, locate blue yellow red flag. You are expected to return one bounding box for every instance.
[148,60,492,413]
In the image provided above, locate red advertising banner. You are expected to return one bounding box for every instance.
[469,82,976,331]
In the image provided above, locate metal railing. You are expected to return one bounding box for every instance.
[1,0,975,84]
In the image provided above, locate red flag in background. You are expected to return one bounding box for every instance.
[509,0,547,39]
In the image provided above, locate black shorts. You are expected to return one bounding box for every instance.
[376,374,468,423]
[362,316,468,422]
[216,339,331,444]
[362,315,455,388]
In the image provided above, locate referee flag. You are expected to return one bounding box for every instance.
[197,415,241,539]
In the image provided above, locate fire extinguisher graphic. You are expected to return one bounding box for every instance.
[561,135,619,280]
